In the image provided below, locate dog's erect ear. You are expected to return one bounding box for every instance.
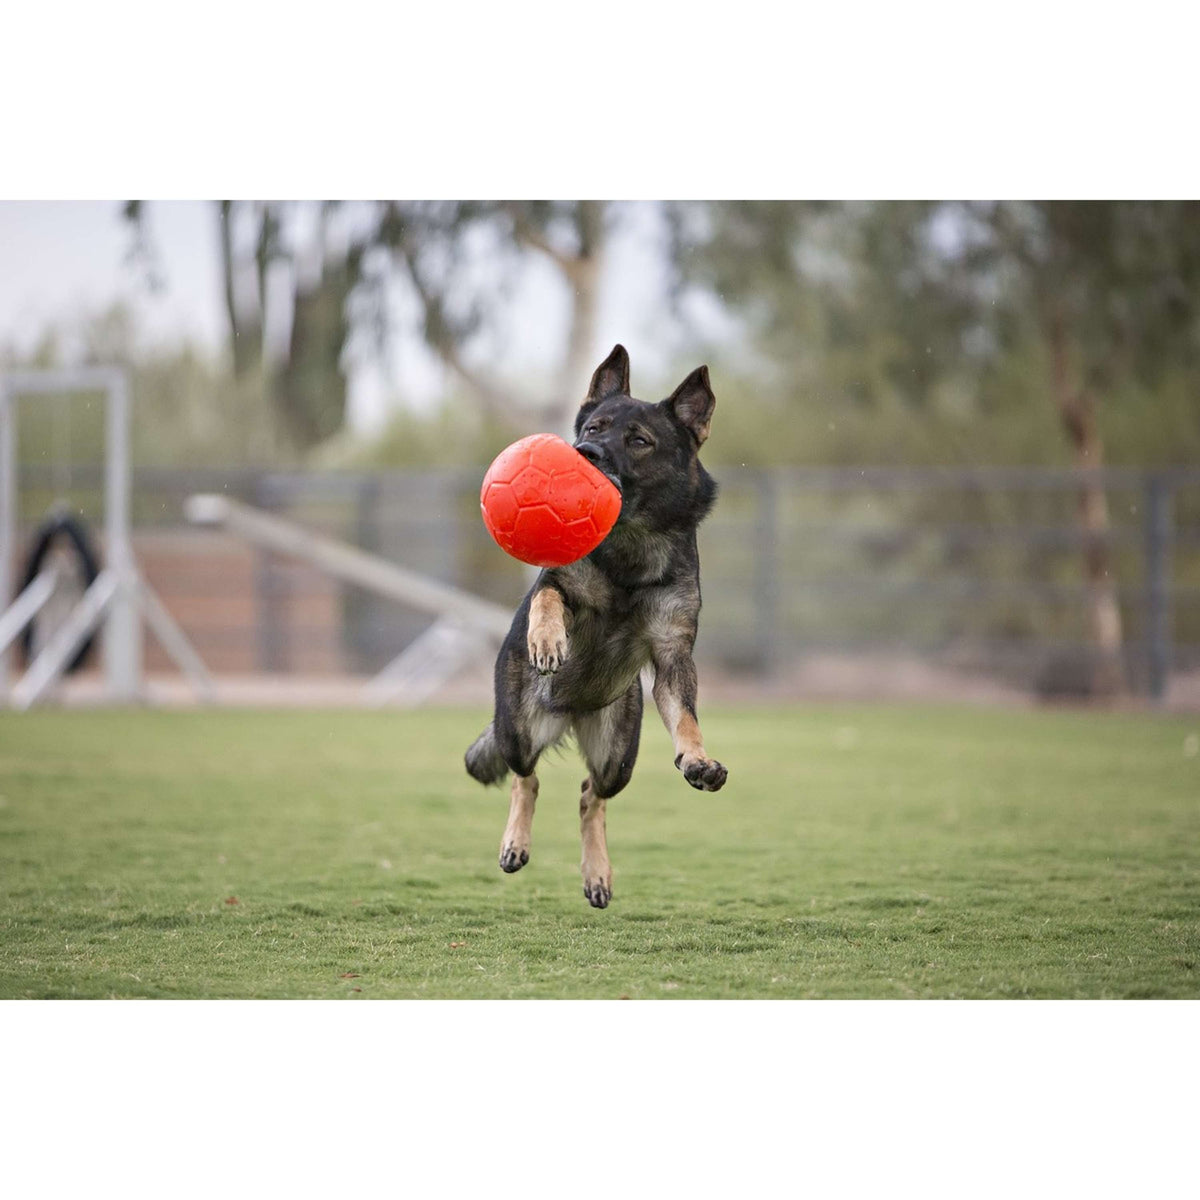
[585,344,631,404]
[665,365,716,446]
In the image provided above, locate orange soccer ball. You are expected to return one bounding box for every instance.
[480,433,622,568]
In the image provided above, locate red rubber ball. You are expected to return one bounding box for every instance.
[480,433,622,568]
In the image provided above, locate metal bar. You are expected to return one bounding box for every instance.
[10,570,119,710]
[252,476,288,673]
[15,460,1200,495]
[104,370,141,701]
[135,579,217,703]
[260,468,481,498]
[0,379,14,693]
[352,474,384,670]
[754,469,779,675]
[0,568,59,657]
[1,367,124,396]
[716,464,1200,492]
[1144,475,1173,702]
[363,617,490,708]
[705,575,1200,605]
[186,494,512,638]
[762,523,1145,549]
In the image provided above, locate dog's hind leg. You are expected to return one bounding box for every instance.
[499,772,538,873]
[495,706,568,875]
[578,777,612,908]
[573,681,643,908]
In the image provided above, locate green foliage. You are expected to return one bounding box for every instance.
[666,201,1200,468]
[2,302,299,468]
[128,200,615,454]
[2,705,1198,999]
[14,202,1200,471]
[131,345,283,466]
[316,393,527,471]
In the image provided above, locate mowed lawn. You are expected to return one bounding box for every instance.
[1,702,1197,999]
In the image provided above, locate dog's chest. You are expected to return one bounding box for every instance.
[543,554,696,712]
[537,596,652,713]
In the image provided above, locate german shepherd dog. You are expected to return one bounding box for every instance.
[465,344,728,908]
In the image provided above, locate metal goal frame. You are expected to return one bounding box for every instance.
[0,367,212,708]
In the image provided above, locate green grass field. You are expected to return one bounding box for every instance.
[1,702,1197,999]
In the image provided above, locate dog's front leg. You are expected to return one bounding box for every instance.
[527,585,570,674]
[651,646,728,792]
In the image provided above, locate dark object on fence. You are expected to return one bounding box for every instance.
[19,512,102,672]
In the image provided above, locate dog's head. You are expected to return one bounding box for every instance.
[573,345,717,531]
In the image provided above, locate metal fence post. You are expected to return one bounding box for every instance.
[254,474,288,673]
[755,469,780,676]
[355,475,382,556]
[350,474,382,671]
[1143,473,1173,702]
[0,379,14,695]
[104,369,142,702]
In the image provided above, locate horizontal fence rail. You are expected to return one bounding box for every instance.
[9,463,1200,701]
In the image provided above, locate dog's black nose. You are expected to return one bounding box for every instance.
[575,441,605,468]
[574,441,621,492]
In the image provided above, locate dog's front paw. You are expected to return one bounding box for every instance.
[675,753,728,792]
[528,629,569,675]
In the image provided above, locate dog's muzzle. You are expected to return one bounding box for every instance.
[574,442,622,493]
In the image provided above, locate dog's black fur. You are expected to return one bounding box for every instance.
[465,345,727,906]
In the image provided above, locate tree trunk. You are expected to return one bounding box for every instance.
[1050,313,1124,696]
[552,201,607,437]
[275,264,353,452]
[218,201,262,379]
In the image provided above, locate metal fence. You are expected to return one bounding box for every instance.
[13,463,1200,700]
[701,466,1200,699]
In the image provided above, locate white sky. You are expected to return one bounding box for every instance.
[0,201,223,349]
[0,200,686,435]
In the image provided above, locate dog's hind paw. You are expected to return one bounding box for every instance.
[499,843,530,873]
[676,754,728,792]
[583,878,612,908]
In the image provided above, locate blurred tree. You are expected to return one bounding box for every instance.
[125,200,362,455]
[665,200,1200,426]
[663,201,972,406]
[124,200,614,455]
[665,200,1200,693]
[216,200,365,454]
[953,201,1200,693]
[379,200,610,434]
[0,300,278,468]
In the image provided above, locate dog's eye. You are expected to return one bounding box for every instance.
[628,434,652,448]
